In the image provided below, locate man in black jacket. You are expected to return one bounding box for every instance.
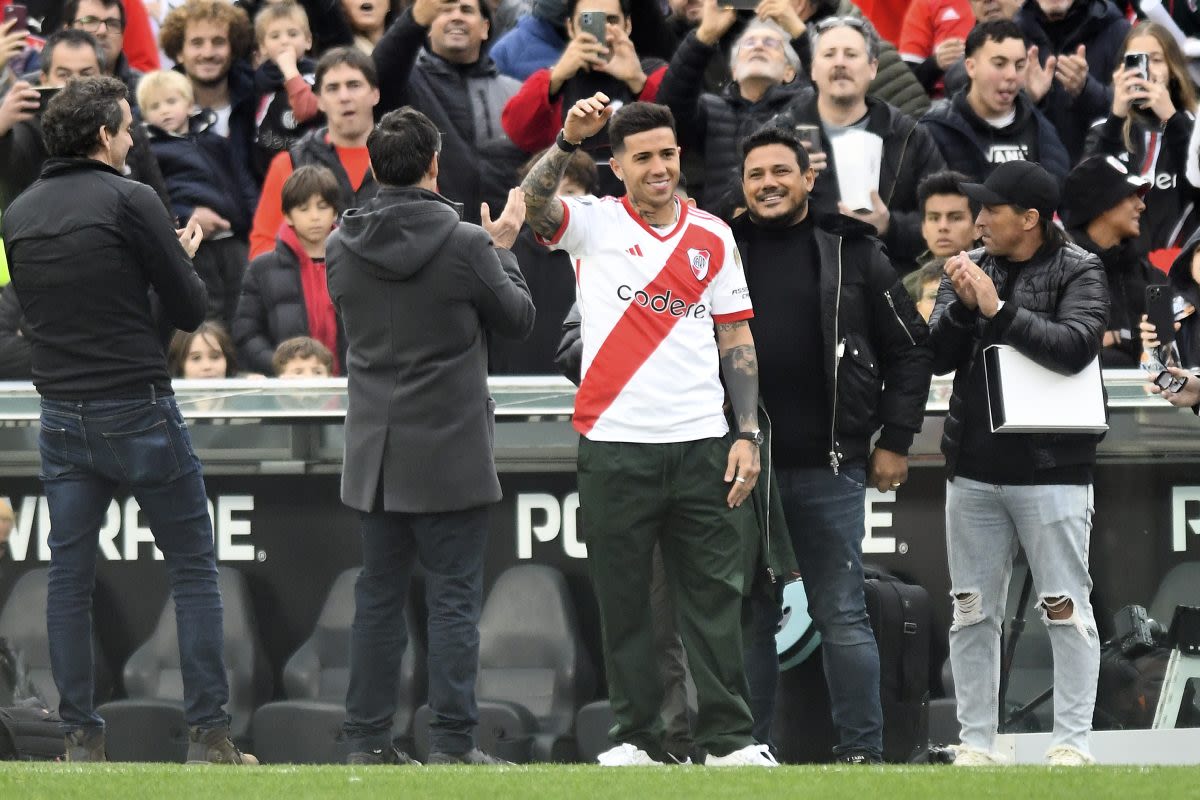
[0,28,169,211]
[1062,155,1162,368]
[928,160,1108,766]
[2,76,254,766]
[732,126,933,762]
[329,107,533,766]
[656,4,809,220]
[782,16,946,275]
[373,0,525,226]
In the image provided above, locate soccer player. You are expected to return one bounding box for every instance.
[521,94,773,767]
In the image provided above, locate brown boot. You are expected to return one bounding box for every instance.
[185,726,259,765]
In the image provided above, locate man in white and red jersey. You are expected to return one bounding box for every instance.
[522,95,774,767]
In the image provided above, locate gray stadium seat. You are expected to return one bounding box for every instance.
[0,567,112,711]
[96,566,273,761]
[413,564,596,762]
[250,568,426,764]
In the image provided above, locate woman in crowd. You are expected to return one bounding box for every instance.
[1086,22,1198,264]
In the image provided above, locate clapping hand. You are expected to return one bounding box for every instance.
[481,187,526,250]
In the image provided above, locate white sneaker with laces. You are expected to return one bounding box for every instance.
[596,743,662,766]
[949,745,1006,766]
[1045,745,1095,766]
[705,744,779,767]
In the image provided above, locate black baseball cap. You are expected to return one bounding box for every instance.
[958,160,1060,220]
[1060,155,1151,229]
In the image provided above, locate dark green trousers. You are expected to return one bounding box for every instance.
[577,435,756,759]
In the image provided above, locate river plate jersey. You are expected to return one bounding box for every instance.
[539,194,754,442]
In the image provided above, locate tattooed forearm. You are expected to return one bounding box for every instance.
[718,323,760,433]
[521,144,573,239]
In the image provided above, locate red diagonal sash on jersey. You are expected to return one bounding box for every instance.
[574,228,726,435]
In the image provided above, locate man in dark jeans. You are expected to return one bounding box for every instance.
[731,127,933,762]
[2,76,254,765]
[327,107,534,765]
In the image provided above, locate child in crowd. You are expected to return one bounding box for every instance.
[253,1,322,174]
[139,70,259,327]
[273,336,334,377]
[167,321,240,379]
[233,165,345,375]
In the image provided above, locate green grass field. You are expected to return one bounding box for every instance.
[2,763,1198,800]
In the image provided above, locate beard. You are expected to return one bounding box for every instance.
[748,197,808,228]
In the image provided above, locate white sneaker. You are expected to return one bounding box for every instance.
[949,745,1006,766]
[1045,745,1095,766]
[705,744,779,767]
[597,743,662,766]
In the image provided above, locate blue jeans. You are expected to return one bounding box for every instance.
[343,505,488,755]
[945,479,1099,755]
[747,466,883,758]
[39,393,229,733]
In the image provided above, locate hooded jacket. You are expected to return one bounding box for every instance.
[776,88,947,274]
[1015,0,1129,163]
[918,89,1070,183]
[326,186,535,513]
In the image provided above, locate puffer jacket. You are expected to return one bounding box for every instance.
[1166,230,1200,368]
[928,240,1109,474]
[656,29,812,219]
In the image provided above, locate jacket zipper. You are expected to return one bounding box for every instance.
[830,237,843,476]
[884,289,916,346]
[885,126,914,206]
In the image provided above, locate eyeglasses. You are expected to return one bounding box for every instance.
[814,15,866,32]
[73,15,124,32]
[741,36,785,51]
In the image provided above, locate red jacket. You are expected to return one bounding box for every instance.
[501,65,667,153]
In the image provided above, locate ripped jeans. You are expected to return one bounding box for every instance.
[944,478,1100,755]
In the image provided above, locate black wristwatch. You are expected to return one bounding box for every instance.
[556,130,581,153]
[737,430,764,447]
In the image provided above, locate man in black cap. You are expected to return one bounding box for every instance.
[1062,155,1163,368]
[928,159,1108,767]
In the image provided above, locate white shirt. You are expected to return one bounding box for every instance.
[540,195,753,443]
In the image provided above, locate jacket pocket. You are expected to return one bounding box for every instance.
[836,334,882,436]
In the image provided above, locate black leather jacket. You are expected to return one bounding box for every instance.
[732,213,934,471]
[928,239,1110,473]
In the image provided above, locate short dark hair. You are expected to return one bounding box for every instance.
[314,46,378,92]
[739,126,811,173]
[902,260,945,303]
[565,0,631,23]
[272,336,333,375]
[608,102,675,154]
[282,164,342,214]
[917,169,977,216]
[41,75,126,158]
[518,147,599,194]
[965,19,1027,58]
[368,106,441,187]
[167,321,238,377]
[62,0,126,29]
[41,27,106,74]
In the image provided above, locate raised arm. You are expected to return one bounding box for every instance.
[521,92,614,239]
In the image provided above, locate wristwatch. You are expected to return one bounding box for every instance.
[737,430,764,447]
[556,130,581,153]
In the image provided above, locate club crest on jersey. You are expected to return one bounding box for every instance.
[687,248,711,281]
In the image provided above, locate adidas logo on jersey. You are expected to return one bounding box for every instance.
[617,285,709,318]
[627,244,644,256]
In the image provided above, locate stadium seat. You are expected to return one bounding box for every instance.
[250,568,426,764]
[573,700,618,762]
[1149,562,1200,626]
[96,567,273,761]
[413,564,596,762]
[0,567,113,711]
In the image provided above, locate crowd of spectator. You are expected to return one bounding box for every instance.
[2,0,1200,377]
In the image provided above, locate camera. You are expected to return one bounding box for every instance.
[1112,604,1162,658]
